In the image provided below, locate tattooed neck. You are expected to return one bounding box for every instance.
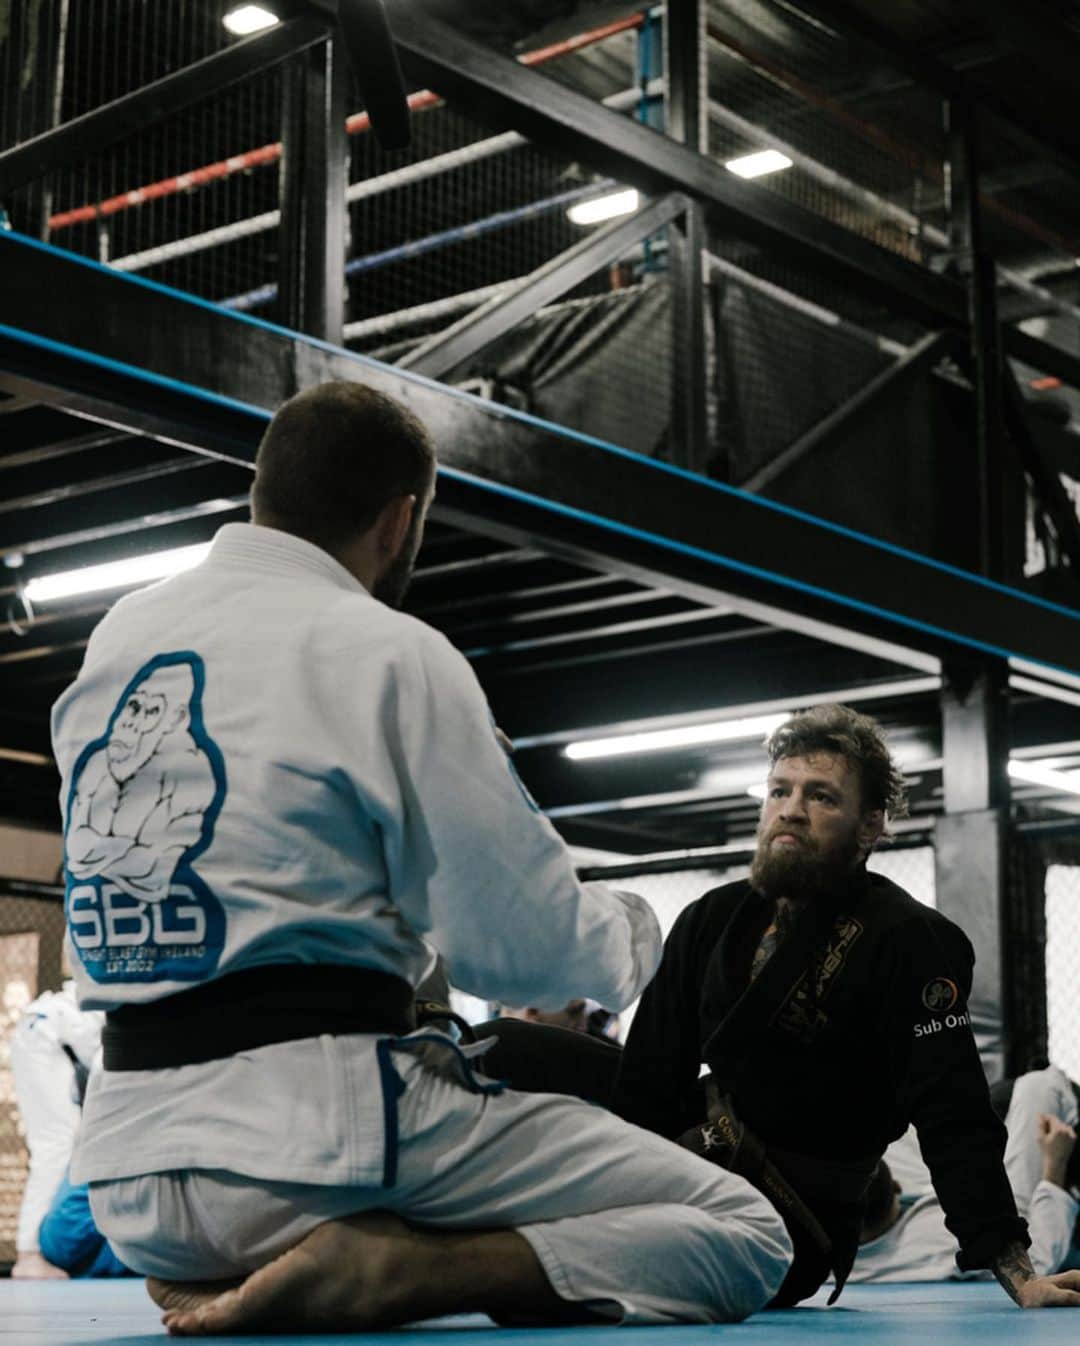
[749,897,798,982]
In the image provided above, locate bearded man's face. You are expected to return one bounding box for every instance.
[750,752,880,901]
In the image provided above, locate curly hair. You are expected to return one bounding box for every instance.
[765,703,908,824]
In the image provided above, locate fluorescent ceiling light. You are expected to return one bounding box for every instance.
[1009,673,1080,710]
[223,5,279,35]
[24,544,211,604]
[1008,759,1080,797]
[725,149,793,179]
[567,188,640,226]
[565,712,790,761]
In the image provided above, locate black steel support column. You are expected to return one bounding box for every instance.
[278,32,347,343]
[1003,833,1049,1076]
[935,661,1012,1080]
[946,99,1015,586]
[665,0,708,474]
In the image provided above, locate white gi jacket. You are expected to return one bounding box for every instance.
[53,524,660,1186]
[11,988,103,1250]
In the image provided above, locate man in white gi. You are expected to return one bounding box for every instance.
[853,1066,1080,1282]
[9,986,120,1278]
[53,380,791,1336]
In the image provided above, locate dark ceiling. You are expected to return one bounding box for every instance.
[3,0,1080,858]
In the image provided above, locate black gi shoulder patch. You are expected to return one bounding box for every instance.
[921,977,959,1013]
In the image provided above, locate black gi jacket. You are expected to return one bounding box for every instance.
[613,870,1027,1287]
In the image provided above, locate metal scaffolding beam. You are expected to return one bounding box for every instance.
[4,232,1080,684]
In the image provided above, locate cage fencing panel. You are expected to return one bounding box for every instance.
[607,863,750,1041]
[0,892,66,1267]
[1045,864,1080,1085]
[867,844,936,909]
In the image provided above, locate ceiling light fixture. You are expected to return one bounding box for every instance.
[725,149,793,179]
[565,712,790,761]
[1008,759,1080,797]
[24,544,211,604]
[567,187,640,226]
[223,5,280,36]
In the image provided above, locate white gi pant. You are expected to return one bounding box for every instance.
[90,1035,791,1324]
[1003,1064,1080,1272]
[1003,1064,1079,1212]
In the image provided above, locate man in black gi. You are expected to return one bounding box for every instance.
[613,704,1080,1310]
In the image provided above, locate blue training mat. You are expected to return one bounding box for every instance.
[2,1279,1077,1345]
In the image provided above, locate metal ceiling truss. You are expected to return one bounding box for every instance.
[3,233,1080,691]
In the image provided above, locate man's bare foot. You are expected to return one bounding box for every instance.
[147,1276,241,1314]
[157,1210,568,1337]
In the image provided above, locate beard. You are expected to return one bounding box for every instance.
[749,822,863,903]
[373,512,423,608]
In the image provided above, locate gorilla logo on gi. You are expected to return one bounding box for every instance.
[64,652,227,984]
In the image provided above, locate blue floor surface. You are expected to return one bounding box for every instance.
[3,1280,1077,1345]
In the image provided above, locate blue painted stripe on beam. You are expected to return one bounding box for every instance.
[0,320,273,424]
[4,230,1080,632]
[437,464,1080,683]
[222,181,611,312]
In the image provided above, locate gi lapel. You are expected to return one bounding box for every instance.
[703,881,863,1077]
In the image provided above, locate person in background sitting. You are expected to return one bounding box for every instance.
[10,986,129,1278]
[852,1065,1079,1282]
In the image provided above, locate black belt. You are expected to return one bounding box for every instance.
[678,1090,876,1306]
[103,964,414,1071]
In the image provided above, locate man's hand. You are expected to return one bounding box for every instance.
[68,829,133,874]
[1015,1271,1080,1308]
[993,1241,1080,1307]
[11,1250,68,1279]
[1035,1112,1077,1190]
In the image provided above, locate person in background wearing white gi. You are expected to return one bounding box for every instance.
[52,380,791,1336]
[9,985,127,1278]
[853,1065,1080,1281]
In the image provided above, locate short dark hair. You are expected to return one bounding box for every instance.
[251,381,436,549]
[765,703,908,822]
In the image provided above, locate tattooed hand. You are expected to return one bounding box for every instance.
[992,1242,1080,1307]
